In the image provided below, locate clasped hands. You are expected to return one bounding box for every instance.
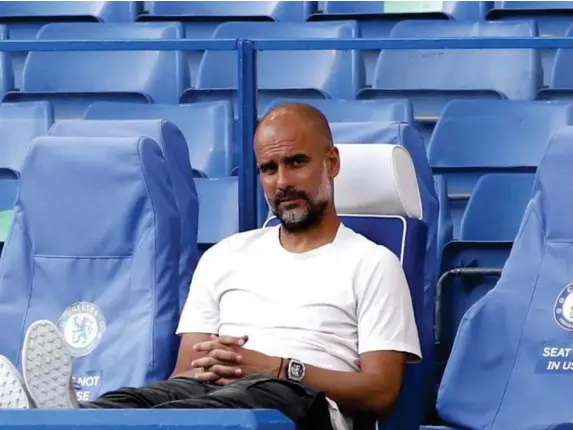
[189,334,282,385]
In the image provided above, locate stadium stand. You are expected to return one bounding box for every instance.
[181,21,362,112]
[265,143,427,430]
[428,126,573,430]
[49,119,199,313]
[139,1,315,84]
[3,22,188,119]
[0,135,181,401]
[358,20,541,140]
[309,1,492,86]
[0,102,53,242]
[0,1,141,89]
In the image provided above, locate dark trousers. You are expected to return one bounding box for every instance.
[81,374,335,430]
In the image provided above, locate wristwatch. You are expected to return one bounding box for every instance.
[286,358,305,382]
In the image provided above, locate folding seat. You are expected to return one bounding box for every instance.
[3,22,188,119]
[0,102,53,243]
[0,25,14,99]
[264,98,414,124]
[358,20,541,139]
[0,1,141,88]
[139,1,315,83]
[429,100,573,237]
[426,126,573,430]
[0,135,181,401]
[309,1,491,86]
[265,143,427,430]
[487,1,573,85]
[49,119,198,312]
[180,21,362,113]
[84,101,234,178]
[537,24,573,102]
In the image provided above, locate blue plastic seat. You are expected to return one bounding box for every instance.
[3,22,188,119]
[0,135,181,400]
[84,101,234,178]
[49,119,198,313]
[140,1,314,83]
[181,21,362,112]
[327,121,438,411]
[0,25,14,100]
[487,1,573,86]
[428,100,573,237]
[433,126,573,430]
[0,2,140,89]
[309,1,491,86]
[264,98,414,124]
[358,20,541,138]
[0,102,53,241]
[537,24,573,102]
[266,143,426,430]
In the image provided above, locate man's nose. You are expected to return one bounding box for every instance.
[276,167,292,190]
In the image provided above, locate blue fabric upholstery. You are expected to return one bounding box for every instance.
[4,23,187,119]
[49,119,198,313]
[181,21,362,112]
[436,126,573,430]
[83,101,234,178]
[0,135,181,400]
[428,100,573,237]
[358,20,541,124]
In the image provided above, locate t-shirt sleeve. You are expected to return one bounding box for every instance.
[176,251,220,335]
[356,249,422,362]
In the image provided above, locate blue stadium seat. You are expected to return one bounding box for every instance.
[0,102,53,242]
[0,135,181,401]
[265,143,427,430]
[537,24,573,101]
[0,1,141,89]
[309,1,491,86]
[434,175,453,256]
[432,126,573,430]
[0,25,14,100]
[460,173,535,241]
[181,21,362,112]
[84,101,234,178]
[328,121,438,411]
[264,98,414,123]
[49,119,198,313]
[487,1,573,86]
[358,20,541,139]
[140,1,315,83]
[3,22,188,119]
[428,100,573,237]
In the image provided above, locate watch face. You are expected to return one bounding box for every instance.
[289,360,305,381]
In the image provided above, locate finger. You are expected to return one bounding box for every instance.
[217,335,248,347]
[193,371,220,382]
[191,356,220,369]
[193,340,219,352]
[210,364,242,378]
[209,349,242,363]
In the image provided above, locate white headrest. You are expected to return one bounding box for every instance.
[334,143,423,219]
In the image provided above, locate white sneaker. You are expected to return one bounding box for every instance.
[22,320,79,409]
[0,355,35,408]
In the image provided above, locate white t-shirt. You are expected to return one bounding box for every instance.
[177,223,422,429]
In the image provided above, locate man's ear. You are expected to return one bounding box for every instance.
[328,146,340,179]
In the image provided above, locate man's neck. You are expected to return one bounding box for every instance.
[279,212,341,254]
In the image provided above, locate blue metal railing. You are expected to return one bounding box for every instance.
[2,36,572,232]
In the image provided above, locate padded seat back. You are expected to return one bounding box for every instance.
[265,143,427,430]
[4,23,187,119]
[49,119,198,312]
[437,126,573,429]
[0,135,181,400]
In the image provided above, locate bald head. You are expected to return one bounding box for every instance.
[255,103,340,233]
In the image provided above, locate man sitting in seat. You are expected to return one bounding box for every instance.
[0,103,421,430]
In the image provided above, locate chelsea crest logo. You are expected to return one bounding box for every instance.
[554,284,573,331]
[57,302,106,357]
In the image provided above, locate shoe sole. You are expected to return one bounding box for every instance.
[0,355,34,408]
[22,320,79,409]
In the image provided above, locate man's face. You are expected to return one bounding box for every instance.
[255,120,338,232]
